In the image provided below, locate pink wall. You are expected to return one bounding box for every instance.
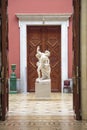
[8,0,73,78]
[8,0,72,14]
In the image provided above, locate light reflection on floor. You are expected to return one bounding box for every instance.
[1,93,86,130]
[9,93,74,116]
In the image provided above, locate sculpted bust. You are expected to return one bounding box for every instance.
[36,46,51,81]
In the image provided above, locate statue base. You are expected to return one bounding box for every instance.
[35,79,51,98]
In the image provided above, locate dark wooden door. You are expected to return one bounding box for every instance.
[27,26,61,92]
[0,0,9,121]
[73,0,81,120]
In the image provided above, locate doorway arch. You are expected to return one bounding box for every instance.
[16,14,72,93]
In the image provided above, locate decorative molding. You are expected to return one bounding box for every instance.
[16,13,72,21]
[16,14,71,93]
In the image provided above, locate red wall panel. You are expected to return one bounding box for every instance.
[8,0,73,78]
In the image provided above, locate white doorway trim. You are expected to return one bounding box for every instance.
[16,14,71,93]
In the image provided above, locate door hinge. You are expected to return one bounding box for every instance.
[76,66,81,94]
[1,66,5,94]
[1,66,5,83]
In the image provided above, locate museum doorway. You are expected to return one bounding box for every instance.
[27,26,61,92]
[0,0,81,121]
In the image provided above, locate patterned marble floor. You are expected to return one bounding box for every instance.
[0,93,87,130]
[9,93,74,116]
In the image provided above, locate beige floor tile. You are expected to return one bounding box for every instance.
[9,93,74,116]
[1,93,86,130]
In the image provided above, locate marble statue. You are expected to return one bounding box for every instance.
[36,46,51,81]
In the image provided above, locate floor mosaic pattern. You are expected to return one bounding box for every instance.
[0,93,86,130]
[0,116,87,130]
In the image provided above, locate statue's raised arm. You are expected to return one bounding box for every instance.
[37,46,40,52]
[36,46,42,60]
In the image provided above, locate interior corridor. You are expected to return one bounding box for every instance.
[0,93,87,130]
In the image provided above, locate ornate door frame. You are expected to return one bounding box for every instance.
[16,14,72,93]
[0,0,8,121]
[73,0,81,120]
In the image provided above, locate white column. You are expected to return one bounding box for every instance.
[19,22,27,93]
[61,21,69,92]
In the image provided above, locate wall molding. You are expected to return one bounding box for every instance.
[16,13,71,93]
[16,13,72,22]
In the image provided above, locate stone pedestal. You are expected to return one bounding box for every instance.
[35,79,51,98]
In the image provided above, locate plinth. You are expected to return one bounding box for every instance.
[35,79,51,98]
